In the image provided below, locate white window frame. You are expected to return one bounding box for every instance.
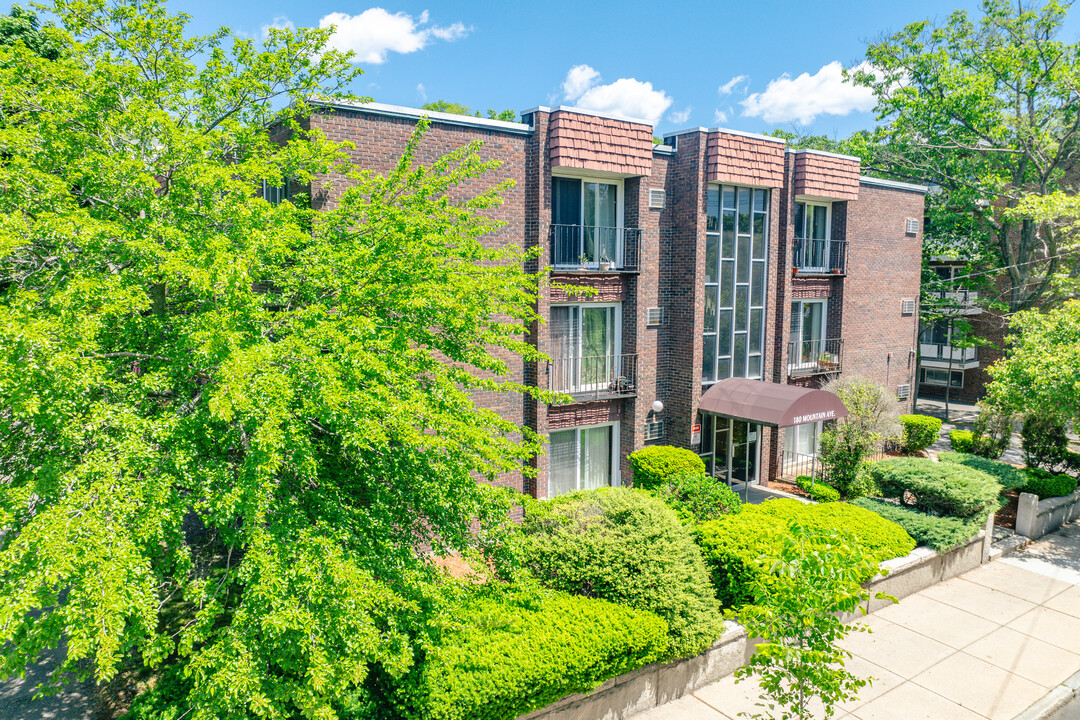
[789,298,829,372]
[549,302,623,393]
[794,200,832,272]
[551,172,625,269]
[921,368,964,388]
[547,422,621,497]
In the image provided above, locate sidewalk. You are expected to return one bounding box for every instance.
[632,520,1080,720]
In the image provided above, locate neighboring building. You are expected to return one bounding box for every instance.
[298,100,927,497]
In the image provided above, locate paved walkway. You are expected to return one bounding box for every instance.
[632,521,1080,720]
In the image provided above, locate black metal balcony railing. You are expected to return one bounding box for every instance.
[781,449,830,483]
[549,353,637,401]
[550,225,640,271]
[793,238,847,274]
[787,338,844,376]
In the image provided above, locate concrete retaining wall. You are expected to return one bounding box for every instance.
[862,529,987,613]
[1017,489,1080,540]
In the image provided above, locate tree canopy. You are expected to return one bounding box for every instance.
[0,1,542,717]
[853,0,1080,312]
[421,99,517,123]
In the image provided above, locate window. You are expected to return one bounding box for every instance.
[262,179,289,205]
[703,185,768,383]
[552,176,623,268]
[789,299,828,368]
[549,424,619,496]
[550,303,620,394]
[921,368,963,388]
[784,422,821,459]
[794,201,831,270]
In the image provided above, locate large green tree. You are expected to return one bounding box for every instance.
[0,1,542,717]
[853,0,1080,312]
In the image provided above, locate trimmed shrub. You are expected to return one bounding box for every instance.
[403,589,668,720]
[937,452,1029,491]
[867,458,1001,519]
[794,475,841,503]
[628,446,706,490]
[850,498,987,552]
[900,414,942,454]
[695,499,915,608]
[950,429,974,453]
[1022,415,1072,475]
[1021,469,1078,499]
[648,471,742,525]
[520,488,724,660]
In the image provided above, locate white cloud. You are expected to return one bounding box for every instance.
[718,75,748,96]
[740,61,876,125]
[319,8,469,64]
[714,108,728,124]
[416,83,427,101]
[670,106,692,125]
[560,64,673,126]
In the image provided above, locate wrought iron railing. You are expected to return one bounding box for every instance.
[548,353,637,401]
[782,450,830,483]
[787,338,844,376]
[793,238,847,274]
[549,225,640,271]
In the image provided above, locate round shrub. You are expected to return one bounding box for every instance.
[938,452,1028,490]
[950,429,974,453]
[794,476,841,503]
[694,499,915,608]
[867,458,1001,518]
[648,471,742,525]
[520,488,723,660]
[900,414,942,454]
[628,446,706,490]
[1022,415,1072,474]
[1021,469,1078,499]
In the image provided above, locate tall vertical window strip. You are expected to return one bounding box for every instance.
[703,186,768,383]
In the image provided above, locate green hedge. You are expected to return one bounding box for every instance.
[628,446,706,490]
[850,497,986,552]
[937,452,1029,491]
[405,589,668,720]
[900,414,943,454]
[867,458,1001,519]
[1021,469,1078,499]
[794,475,841,503]
[694,499,915,608]
[521,488,724,660]
[950,430,974,453]
[648,471,742,524]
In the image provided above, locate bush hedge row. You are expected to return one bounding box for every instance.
[867,458,1001,519]
[950,429,974,453]
[647,472,742,524]
[1021,469,1078,499]
[850,497,986,553]
[794,475,841,503]
[900,414,942,454]
[628,446,706,490]
[405,589,668,720]
[694,499,915,608]
[937,452,1029,491]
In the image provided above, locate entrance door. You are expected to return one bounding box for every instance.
[707,417,759,486]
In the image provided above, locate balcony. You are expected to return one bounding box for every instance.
[792,238,847,275]
[549,353,637,401]
[931,289,981,314]
[550,225,640,272]
[787,338,844,377]
[920,343,979,369]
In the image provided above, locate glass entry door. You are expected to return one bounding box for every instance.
[705,416,760,488]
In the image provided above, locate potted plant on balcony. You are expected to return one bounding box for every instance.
[817,353,832,369]
[792,267,800,276]
[599,260,614,271]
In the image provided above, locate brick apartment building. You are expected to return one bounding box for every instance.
[297,100,927,498]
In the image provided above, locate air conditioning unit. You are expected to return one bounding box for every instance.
[901,299,916,315]
[644,420,665,441]
[897,384,911,400]
[906,218,920,235]
[649,188,666,209]
[646,307,664,327]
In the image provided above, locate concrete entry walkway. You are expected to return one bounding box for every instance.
[631,520,1080,720]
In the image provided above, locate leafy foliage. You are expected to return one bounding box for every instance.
[818,377,902,496]
[970,404,1014,460]
[628,445,707,490]
[1021,469,1078,500]
[734,523,894,720]
[421,99,517,123]
[0,4,62,60]
[647,471,742,525]
[937,452,1028,491]
[950,429,974,453]
[520,488,724,660]
[695,500,914,608]
[1022,415,1074,475]
[899,414,942,454]
[0,2,547,717]
[850,498,985,553]
[794,476,841,503]
[867,459,1001,518]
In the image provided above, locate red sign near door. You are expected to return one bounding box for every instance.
[690,423,701,445]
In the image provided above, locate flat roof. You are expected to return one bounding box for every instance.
[788,147,862,163]
[518,105,653,127]
[662,126,786,144]
[310,99,534,135]
[859,175,929,193]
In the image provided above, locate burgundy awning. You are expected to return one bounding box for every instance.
[698,377,848,428]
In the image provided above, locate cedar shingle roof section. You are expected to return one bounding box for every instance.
[793,151,860,200]
[549,111,653,176]
[706,131,785,187]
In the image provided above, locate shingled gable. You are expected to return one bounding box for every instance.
[792,149,860,201]
[706,130,785,187]
[548,110,653,177]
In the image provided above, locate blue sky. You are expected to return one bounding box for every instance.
[171,0,1080,138]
